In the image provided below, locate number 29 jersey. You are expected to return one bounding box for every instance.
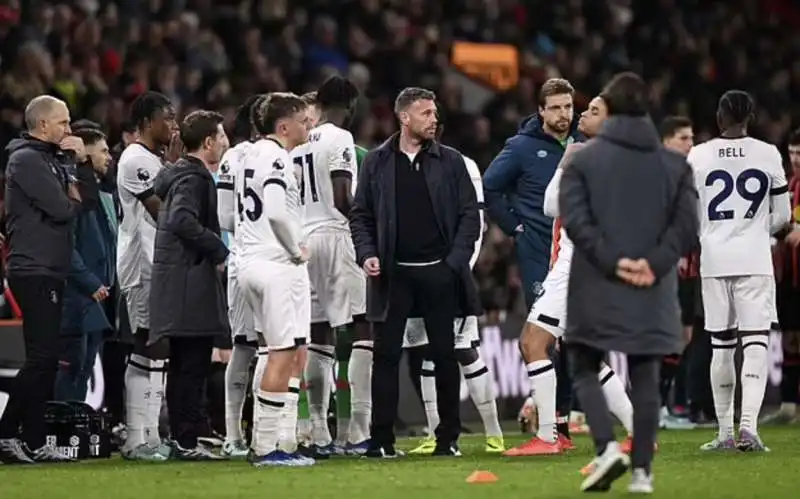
[236,138,303,265]
[688,137,788,278]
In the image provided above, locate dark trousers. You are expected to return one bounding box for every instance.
[54,328,104,401]
[166,336,214,449]
[372,263,461,447]
[0,275,64,448]
[569,343,660,472]
[102,340,132,426]
[686,323,715,419]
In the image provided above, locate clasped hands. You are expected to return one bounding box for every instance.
[615,258,655,288]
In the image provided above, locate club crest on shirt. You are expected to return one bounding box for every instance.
[220,161,230,174]
[343,148,352,163]
[136,168,151,182]
[272,158,285,170]
[537,150,547,158]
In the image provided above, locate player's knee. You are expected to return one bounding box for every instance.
[519,323,552,361]
[455,347,478,366]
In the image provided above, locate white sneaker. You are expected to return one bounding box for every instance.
[628,468,654,494]
[580,441,630,492]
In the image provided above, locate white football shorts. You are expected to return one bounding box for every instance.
[238,259,310,350]
[306,229,366,328]
[526,259,569,338]
[124,280,150,332]
[403,316,480,350]
[702,275,775,332]
[227,261,258,342]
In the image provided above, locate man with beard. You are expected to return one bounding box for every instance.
[54,128,115,402]
[350,87,481,457]
[483,78,584,445]
[506,96,635,458]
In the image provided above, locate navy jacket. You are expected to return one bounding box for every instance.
[61,166,116,334]
[483,116,583,260]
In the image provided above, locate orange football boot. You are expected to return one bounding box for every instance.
[503,437,562,456]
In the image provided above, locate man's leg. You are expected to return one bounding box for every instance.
[0,275,69,463]
[223,336,257,450]
[75,328,105,401]
[305,323,335,448]
[415,264,460,454]
[455,339,504,452]
[368,268,413,457]
[347,315,373,447]
[627,354,661,491]
[54,328,85,401]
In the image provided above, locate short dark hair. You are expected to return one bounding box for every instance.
[718,90,755,127]
[71,119,101,132]
[300,91,318,106]
[232,95,263,144]
[788,128,800,147]
[538,78,575,107]
[660,116,693,140]
[254,92,306,135]
[600,72,648,117]
[129,91,172,130]
[317,76,359,110]
[72,128,107,146]
[121,120,137,134]
[394,87,436,114]
[180,110,224,152]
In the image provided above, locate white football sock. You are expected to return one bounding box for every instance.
[254,390,284,456]
[461,356,502,438]
[599,363,634,436]
[305,344,335,446]
[527,359,557,443]
[224,343,256,443]
[251,348,269,450]
[280,378,300,452]
[348,341,373,444]
[420,360,440,438]
[124,354,151,449]
[740,334,769,434]
[710,337,737,440]
[146,360,166,446]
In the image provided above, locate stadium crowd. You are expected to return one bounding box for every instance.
[0,0,798,492]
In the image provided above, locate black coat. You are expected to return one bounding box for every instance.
[149,156,230,343]
[559,116,698,356]
[349,134,482,322]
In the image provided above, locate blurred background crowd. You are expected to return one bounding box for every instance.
[1,0,799,315]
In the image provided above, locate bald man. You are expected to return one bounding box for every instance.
[0,95,85,464]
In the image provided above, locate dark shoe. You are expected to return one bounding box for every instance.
[432,442,462,457]
[0,439,35,464]
[173,443,226,461]
[296,444,329,460]
[364,442,401,459]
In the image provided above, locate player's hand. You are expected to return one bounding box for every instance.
[786,230,800,248]
[292,246,310,265]
[677,257,688,275]
[165,132,184,164]
[363,256,381,277]
[92,285,110,302]
[60,136,87,162]
[616,258,655,287]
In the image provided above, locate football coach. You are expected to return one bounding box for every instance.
[349,87,481,458]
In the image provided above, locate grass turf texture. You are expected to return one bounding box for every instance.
[1,428,797,498]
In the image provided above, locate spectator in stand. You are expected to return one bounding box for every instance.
[763,128,800,424]
[0,95,83,464]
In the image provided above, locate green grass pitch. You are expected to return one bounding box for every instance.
[1,428,798,498]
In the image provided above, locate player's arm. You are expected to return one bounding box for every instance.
[161,175,229,264]
[349,151,379,266]
[463,155,485,268]
[445,152,480,271]
[767,147,791,235]
[544,143,582,217]
[263,156,303,260]
[120,156,162,223]
[330,132,358,218]
[215,154,236,233]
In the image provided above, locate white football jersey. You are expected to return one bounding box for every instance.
[237,138,303,265]
[462,155,485,267]
[689,137,789,277]
[216,141,254,259]
[292,123,357,234]
[117,143,162,289]
[543,168,573,269]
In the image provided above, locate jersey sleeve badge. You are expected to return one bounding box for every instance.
[343,148,352,163]
[136,168,151,182]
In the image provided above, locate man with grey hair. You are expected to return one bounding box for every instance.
[0,95,84,464]
[350,87,481,458]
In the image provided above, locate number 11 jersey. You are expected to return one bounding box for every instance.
[291,123,358,235]
[688,137,788,278]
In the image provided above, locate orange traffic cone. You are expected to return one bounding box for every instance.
[466,470,499,484]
